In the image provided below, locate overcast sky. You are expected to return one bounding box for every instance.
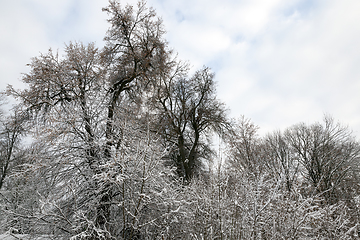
[1,0,360,137]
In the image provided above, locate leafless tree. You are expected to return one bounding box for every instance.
[285,116,360,203]
[102,0,171,157]
[225,116,266,178]
[5,0,173,237]
[0,99,28,234]
[0,106,26,191]
[263,131,300,192]
[154,66,229,182]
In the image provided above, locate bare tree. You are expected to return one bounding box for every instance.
[0,103,26,191]
[6,0,174,236]
[226,116,265,178]
[102,0,170,157]
[285,116,360,203]
[154,66,229,182]
[264,131,300,192]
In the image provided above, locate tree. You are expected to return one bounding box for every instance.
[0,99,28,234]
[263,131,300,192]
[6,0,173,237]
[285,116,360,203]
[225,116,265,177]
[5,42,105,237]
[154,66,229,182]
[102,0,170,157]
[0,101,26,191]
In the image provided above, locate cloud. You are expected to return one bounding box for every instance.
[151,0,360,136]
[243,0,360,134]
[0,1,49,90]
[0,0,109,91]
[1,0,360,137]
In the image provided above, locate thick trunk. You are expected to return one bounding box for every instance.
[0,131,16,190]
[0,162,8,190]
[96,75,136,231]
[177,134,186,180]
[95,185,112,229]
[105,73,136,157]
[104,88,121,158]
[185,125,200,181]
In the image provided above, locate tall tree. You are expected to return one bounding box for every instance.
[154,66,229,181]
[102,0,170,157]
[263,131,299,192]
[0,102,26,190]
[6,0,172,237]
[226,116,264,177]
[285,116,360,202]
[0,99,28,234]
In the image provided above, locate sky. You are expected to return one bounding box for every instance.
[1,0,360,138]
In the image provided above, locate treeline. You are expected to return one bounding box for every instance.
[1,1,360,239]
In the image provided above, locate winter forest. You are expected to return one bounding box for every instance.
[1,1,360,239]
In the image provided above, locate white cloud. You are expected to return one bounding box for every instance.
[162,0,360,136]
[0,0,109,91]
[1,0,360,137]
[241,0,360,135]
[0,1,49,90]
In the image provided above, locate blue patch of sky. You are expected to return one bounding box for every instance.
[283,0,318,18]
[175,10,185,23]
[205,58,223,73]
[52,2,82,43]
[62,2,81,29]
[233,34,246,44]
